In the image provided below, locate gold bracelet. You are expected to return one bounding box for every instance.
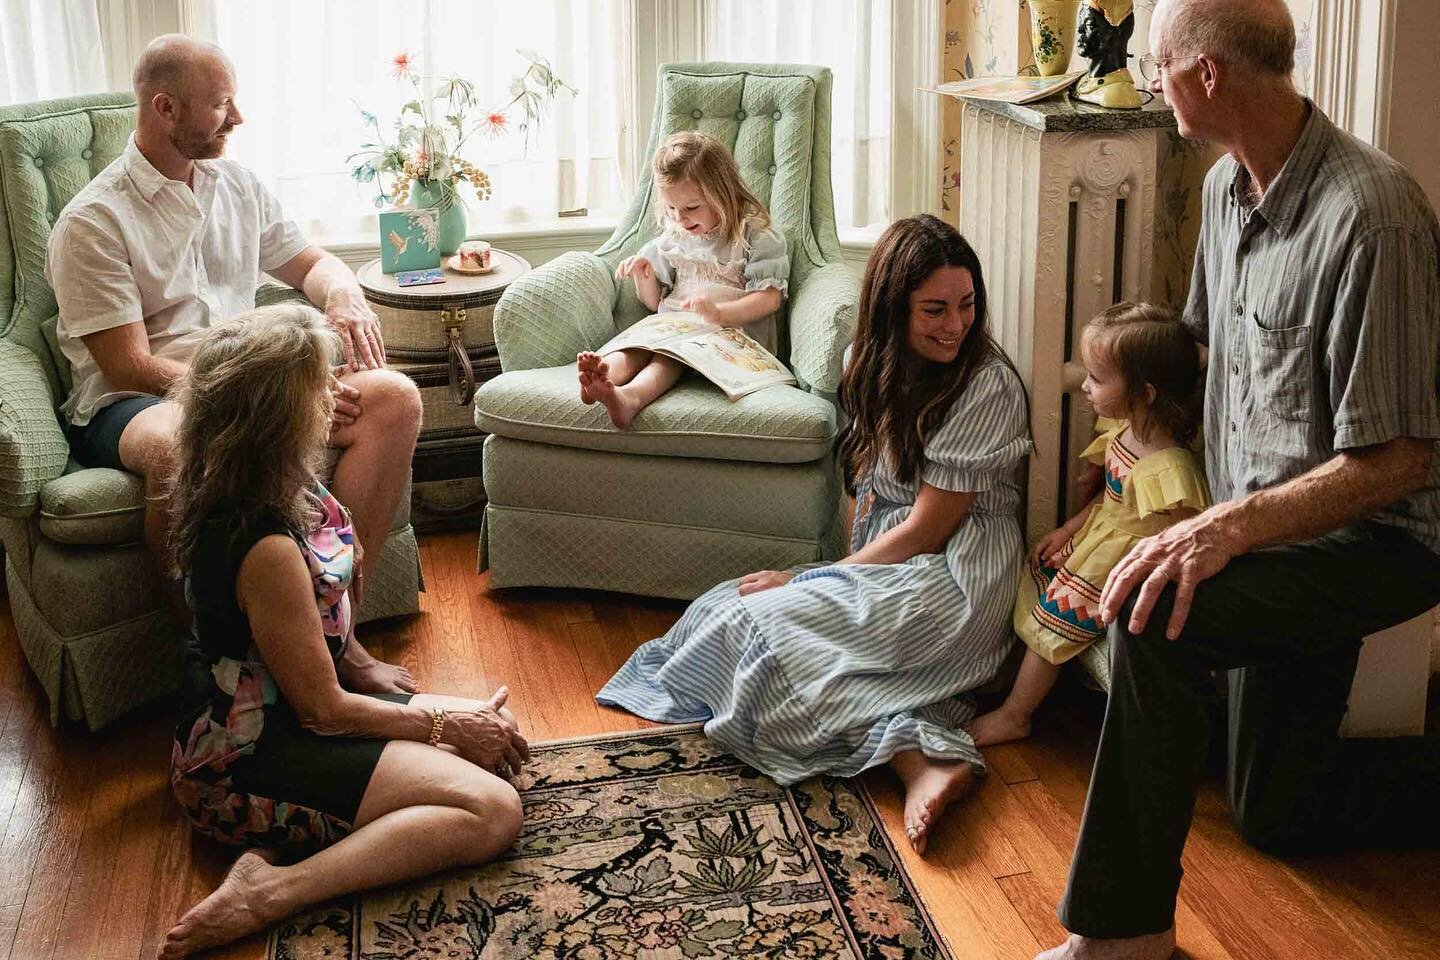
[427,706,446,747]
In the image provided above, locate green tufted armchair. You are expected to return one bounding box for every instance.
[0,94,421,730]
[474,63,858,599]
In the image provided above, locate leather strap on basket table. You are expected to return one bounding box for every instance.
[448,324,476,406]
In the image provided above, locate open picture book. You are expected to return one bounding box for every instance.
[597,313,795,400]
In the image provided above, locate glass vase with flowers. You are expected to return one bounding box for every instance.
[348,49,575,254]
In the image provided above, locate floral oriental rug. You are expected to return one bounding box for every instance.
[269,725,954,959]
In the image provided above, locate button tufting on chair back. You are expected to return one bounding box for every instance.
[0,93,136,397]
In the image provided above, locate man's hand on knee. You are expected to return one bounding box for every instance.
[1101,508,1245,640]
[325,289,386,370]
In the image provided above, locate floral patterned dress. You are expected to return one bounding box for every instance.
[169,487,402,851]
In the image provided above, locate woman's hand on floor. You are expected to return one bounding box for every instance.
[442,687,531,777]
[738,570,794,595]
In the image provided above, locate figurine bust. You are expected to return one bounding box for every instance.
[1075,0,1142,109]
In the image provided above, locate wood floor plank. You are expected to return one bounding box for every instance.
[9,721,126,960]
[954,774,1029,880]
[863,769,1042,960]
[494,590,611,740]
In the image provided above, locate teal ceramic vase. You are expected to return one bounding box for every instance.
[410,179,466,255]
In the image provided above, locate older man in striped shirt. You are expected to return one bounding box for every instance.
[1039,1,1440,958]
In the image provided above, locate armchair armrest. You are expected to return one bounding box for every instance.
[492,252,618,371]
[254,282,309,307]
[787,262,858,396]
[0,339,70,518]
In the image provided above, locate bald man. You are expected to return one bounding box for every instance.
[1038,2,1440,958]
[45,35,420,693]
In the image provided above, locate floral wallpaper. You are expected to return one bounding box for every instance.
[939,0,1318,307]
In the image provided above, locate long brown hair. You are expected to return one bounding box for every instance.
[838,214,1022,491]
[652,131,771,247]
[167,304,338,575]
[1083,301,1203,447]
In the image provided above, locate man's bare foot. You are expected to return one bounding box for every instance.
[888,750,977,856]
[577,352,606,405]
[339,657,418,695]
[965,706,1032,747]
[589,371,641,429]
[1034,928,1177,960]
[158,850,283,959]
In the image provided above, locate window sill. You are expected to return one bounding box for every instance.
[324,214,621,270]
[325,215,881,272]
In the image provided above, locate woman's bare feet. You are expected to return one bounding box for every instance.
[158,850,283,959]
[338,639,417,695]
[965,706,1032,747]
[888,750,977,856]
[339,658,418,695]
[577,352,606,405]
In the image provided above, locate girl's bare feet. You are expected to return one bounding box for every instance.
[889,750,977,855]
[577,352,606,405]
[965,706,1032,747]
[158,850,283,959]
[589,369,642,429]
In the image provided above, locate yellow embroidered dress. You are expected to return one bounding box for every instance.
[1014,420,1210,664]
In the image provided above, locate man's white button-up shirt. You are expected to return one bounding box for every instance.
[46,134,308,425]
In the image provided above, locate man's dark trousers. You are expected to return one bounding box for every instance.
[1058,522,1440,937]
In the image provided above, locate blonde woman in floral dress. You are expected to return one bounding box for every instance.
[160,306,530,958]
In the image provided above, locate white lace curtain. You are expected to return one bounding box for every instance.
[702,0,891,232]
[205,0,625,241]
[0,0,108,106]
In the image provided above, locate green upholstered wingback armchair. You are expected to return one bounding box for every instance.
[474,63,858,600]
[0,94,421,730]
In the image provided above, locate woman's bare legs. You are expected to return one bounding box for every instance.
[586,352,685,429]
[888,750,978,856]
[158,693,524,959]
[966,650,1060,747]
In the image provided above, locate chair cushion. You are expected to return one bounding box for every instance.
[474,365,836,464]
[38,451,413,546]
[39,467,144,545]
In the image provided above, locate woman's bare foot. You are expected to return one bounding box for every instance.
[589,371,642,429]
[158,850,283,959]
[889,750,977,856]
[338,639,417,695]
[577,352,606,405]
[339,658,418,695]
[965,706,1032,747]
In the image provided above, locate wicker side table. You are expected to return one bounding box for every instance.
[357,251,530,531]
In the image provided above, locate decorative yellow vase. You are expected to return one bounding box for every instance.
[1029,0,1079,77]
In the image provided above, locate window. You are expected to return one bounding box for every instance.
[74,0,938,245]
[0,0,107,105]
[703,0,892,232]
[212,0,625,241]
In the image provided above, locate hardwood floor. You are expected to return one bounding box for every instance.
[2,530,1438,959]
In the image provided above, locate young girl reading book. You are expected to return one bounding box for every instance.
[967,302,1210,747]
[578,131,790,428]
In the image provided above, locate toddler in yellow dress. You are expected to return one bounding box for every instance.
[967,302,1209,746]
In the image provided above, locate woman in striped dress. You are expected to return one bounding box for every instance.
[599,215,1032,854]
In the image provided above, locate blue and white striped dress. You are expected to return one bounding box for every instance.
[597,357,1032,784]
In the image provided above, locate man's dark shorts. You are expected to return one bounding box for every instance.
[66,395,164,471]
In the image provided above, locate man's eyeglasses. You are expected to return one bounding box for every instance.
[1137,53,1202,84]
